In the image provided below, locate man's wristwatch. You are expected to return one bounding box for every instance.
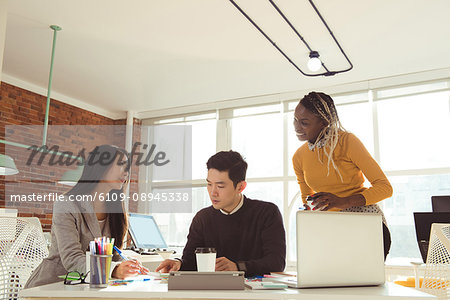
[237,261,247,272]
[174,258,182,266]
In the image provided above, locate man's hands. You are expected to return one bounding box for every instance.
[112,259,149,279]
[215,257,238,271]
[307,192,366,211]
[155,257,239,273]
[155,259,181,273]
[155,257,238,272]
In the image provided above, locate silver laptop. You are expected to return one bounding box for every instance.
[128,213,168,253]
[278,211,385,288]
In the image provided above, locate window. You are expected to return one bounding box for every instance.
[288,110,305,176]
[336,102,374,155]
[381,174,450,261]
[377,91,450,170]
[374,87,450,263]
[244,182,284,210]
[187,119,217,180]
[140,113,216,247]
[152,187,210,247]
[231,112,283,178]
[287,180,301,261]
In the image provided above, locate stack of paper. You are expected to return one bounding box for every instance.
[244,281,287,290]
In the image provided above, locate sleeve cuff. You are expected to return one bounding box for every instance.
[237,261,247,273]
[110,261,121,279]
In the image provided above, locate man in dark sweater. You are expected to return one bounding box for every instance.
[156,150,286,276]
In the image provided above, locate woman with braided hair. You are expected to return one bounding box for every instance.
[292,91,392,259]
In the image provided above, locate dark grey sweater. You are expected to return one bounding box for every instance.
[180,196,286,276]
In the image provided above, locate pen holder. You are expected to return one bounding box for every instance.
[89,254,112,288]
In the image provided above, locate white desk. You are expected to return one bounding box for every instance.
[20,280,435,300]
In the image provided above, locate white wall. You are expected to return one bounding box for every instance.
[0,0,8,83]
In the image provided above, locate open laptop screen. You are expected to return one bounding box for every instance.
[414,212,450,262]
[128,213,168,249]
[431,196,450,212]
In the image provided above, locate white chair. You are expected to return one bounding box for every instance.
[0,209,17,218]
[0,217,49,300]
[421,223,450,300]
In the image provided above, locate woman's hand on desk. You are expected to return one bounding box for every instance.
[155,259,181,273]
[312,192,365,211]
[112,260,149,279]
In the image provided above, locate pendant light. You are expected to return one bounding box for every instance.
[0,154,19,175]
[228,0,353,77]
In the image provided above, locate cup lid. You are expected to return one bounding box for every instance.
[195,247,216,253]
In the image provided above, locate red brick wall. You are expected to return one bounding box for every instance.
[0,82,142,231]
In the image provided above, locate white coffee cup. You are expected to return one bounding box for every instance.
[195,247,216,272]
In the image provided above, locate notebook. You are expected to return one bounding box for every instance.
[275,211,385,288]
[128,213,168,253]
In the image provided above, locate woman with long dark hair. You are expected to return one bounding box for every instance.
[25,145,148,288]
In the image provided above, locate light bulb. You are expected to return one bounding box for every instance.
[307,57,322,72]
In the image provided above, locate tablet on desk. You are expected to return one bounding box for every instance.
[168,271,245,290]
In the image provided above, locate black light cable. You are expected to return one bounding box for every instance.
[228,0,353,77]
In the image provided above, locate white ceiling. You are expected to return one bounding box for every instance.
[3,0,450,119]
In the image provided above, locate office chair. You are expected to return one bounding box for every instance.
[421,223,450,300]
[0,217,49,300]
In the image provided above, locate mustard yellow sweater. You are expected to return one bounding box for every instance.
[292,131,392,208]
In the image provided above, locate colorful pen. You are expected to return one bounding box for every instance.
[113,245,129,260]
[110,277,151,283]
[113,245,147,275]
